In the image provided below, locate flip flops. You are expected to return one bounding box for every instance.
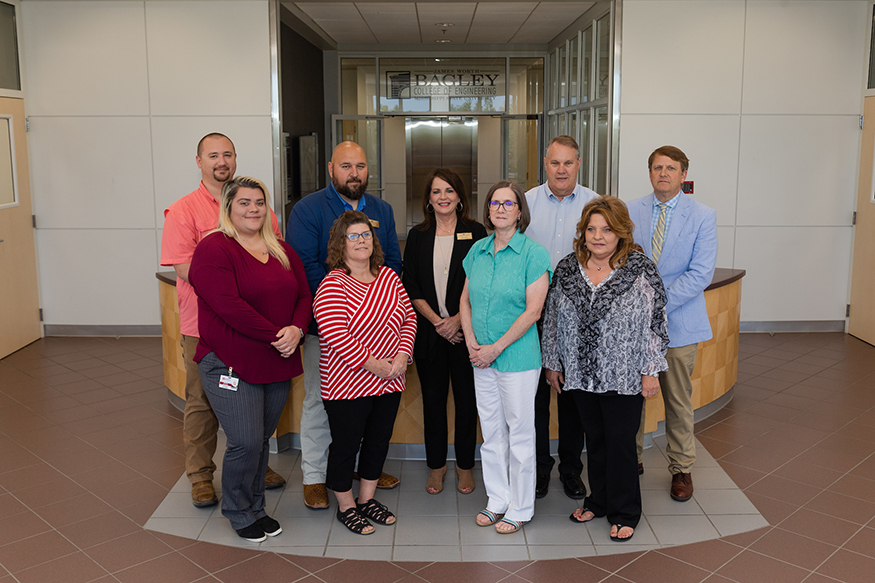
[610,524,634,542]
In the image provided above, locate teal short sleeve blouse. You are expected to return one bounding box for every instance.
[462,230,552,372]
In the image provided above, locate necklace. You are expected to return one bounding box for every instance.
[589,259,610,272]
[436,235,453,275]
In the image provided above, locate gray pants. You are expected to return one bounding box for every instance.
[301,335,332,484]
[198,351,290,530]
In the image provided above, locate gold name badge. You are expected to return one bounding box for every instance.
[456,232,472,240]
[369,219,380,228]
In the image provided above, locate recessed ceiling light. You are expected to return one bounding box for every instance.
[435,23,455,27]
[435,39,452,43]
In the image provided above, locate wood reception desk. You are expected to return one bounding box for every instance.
[157,268,744,452]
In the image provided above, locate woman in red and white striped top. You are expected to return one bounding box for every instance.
[313,211,416,535]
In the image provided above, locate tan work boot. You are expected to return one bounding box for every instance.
[303,483,329,509]
[191,480,218,508]
[264,466,286,490]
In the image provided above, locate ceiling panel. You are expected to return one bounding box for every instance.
[417,2,475,43]
[359,3,421,43]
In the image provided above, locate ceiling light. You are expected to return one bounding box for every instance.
[435,23,455,27]
[435,39,452,43]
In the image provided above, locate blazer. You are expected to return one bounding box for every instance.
[402,219,487,357]
[627,192,718,348]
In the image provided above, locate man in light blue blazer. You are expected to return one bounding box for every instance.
[628,146,717,502]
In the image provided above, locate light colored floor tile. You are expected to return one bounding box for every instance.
[457,489,490,517]
[144,517,208,539]
[694,489,760,515]
[399,469,432,491]
[170,474,190,493]
[260,516,331,547]
[691,439,720,468]
[325,545,393,560]
[710,513,770,537]
[462,545,529,561]
[459,519,524,546]
[648,514,720,545]
[594,544,660,555]
[269,546,325,557]
[393,516,459,546]
[534,492,581,516]
[690,466,737,490]
[198,516,260,548]
[524,519,593,545]
[398,489,460,516]
[151,492,211,518]
[327,518,397,546]
[639,466,675,491]
[642,489,705,516]
[586,518,658,546]
[528,545,597,559]
[393,545,462,562]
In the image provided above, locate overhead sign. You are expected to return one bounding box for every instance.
[382,65,506,112]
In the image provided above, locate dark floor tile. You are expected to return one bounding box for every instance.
[749,527,838,571]
[79,364,129,380]
[719,446,790,474]
[763,422,831,446]
[212,553,307,583]
[742,432,811,459]
[804,492,875,525]
[816,548,875,583]
[34,492,114,528]
[830,474,875,504]
[0,448,42,474]
[803,445,869,473]
[0,530,79,573]
[89,476,168,510]
[178,541,262,574]
[744,401,801,422]
[744,475,821,508]
[716,549,810,583]
[697,423,759,447]
[720,526,770,549]
[762,393,818,412]
[40,404,103,425]
[695,436,740,460]
[0,463,66,494]
[13,551,108,583]
[850,455,875,482]
[816,434,874,458]
[615,551,709,583]
[656,538,742,572]
[0,494,27,520]
[744,492,799,524]
[84,530,174,574]
[13,475,88,509]
[778,508,858,547]
[114,551,208,583]
[74,387,125,406]
[718,461,767,490]
[771,458,843,490]
[782,384,834,402]
[320,559,411,583]
[58,510,141,549]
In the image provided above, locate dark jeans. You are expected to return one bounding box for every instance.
[573,389,643,528]
[535,368,584,477]
[415,339,477,470]
[323,391,402,492]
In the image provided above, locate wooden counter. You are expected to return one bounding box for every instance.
[157,268,744,449]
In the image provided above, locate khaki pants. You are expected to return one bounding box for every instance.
[636,343,697,474]
[182,334,219,484]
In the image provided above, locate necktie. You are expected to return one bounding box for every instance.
[652,203,667,263]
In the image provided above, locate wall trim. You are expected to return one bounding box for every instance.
[44,325,162,337]
[740,320,845,333]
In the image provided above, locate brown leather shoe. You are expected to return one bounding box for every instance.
[352,471,401,489]
[638,463,644,476]
[191,480,218,508]
[303,483,329,509]
[264,466,286,490]
[670,472,693,502]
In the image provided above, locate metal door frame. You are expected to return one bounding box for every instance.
[330,114,386,197]
[500,114,543,185]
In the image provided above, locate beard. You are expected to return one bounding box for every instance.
[333,175,368,200]
[212,167,232,183]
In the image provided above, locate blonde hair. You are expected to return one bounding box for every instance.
[217,176,290,270]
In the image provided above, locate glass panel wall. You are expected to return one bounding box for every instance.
[379,58,506,113]
[341,58,377,115]
[508,58,544,114]
[0,1,20,91]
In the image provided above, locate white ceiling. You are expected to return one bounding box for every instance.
[284,2,597,46]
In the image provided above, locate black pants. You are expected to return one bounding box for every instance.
[415,339,477,470]
[573,390,643,528]
[323,391,402,492]
[535,369,584,477]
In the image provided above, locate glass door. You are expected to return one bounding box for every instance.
[331,115,384,198]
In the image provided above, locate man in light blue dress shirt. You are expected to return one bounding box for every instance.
[627,146,717,502]
[525,135,600,500]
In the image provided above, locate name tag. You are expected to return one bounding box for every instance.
[219,375,239,391]
[456,232,472,240]
[369,219,380,229]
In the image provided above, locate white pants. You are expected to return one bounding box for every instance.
[473,367,539,522]
[301,336,332,484]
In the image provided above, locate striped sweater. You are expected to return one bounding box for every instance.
[313,266,417,400]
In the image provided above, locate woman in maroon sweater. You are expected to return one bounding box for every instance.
[189,176,312,543]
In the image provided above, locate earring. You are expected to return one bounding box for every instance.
[457,202,464,212]
[426,203,435,213]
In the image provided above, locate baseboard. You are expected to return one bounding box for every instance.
[740,320,845,333]
[44,324,162,337]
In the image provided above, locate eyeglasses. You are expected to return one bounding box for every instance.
[345,231,373,241]
[488,200,518,211]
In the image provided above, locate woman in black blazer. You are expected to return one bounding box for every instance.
[403,168,487,495]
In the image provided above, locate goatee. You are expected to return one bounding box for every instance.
[334,176,368,200]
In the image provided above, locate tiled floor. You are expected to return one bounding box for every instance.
[145,435,767,561]
[0,333,874,582]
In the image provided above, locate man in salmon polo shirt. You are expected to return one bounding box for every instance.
[160,133,286,507]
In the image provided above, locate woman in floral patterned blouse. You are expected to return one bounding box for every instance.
[541,196,668,543]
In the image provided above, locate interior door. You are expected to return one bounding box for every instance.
[0,97,41,358]
[849,96,875,346]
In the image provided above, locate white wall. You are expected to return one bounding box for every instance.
[619,0,867,324]
[21,0,273,328]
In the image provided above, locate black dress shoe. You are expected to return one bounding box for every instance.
[560,474,586,500]
[536,474,549,499]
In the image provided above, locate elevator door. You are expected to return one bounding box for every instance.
[406,117,477,231]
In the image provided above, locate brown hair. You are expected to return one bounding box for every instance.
[573,195,642,270]
[648,145,689,173]
[482,180,531,233]
[326,210,384,277]
[415,168,474,231]
[546,135,580,159]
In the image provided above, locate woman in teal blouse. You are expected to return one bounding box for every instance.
[460,180,551,535]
